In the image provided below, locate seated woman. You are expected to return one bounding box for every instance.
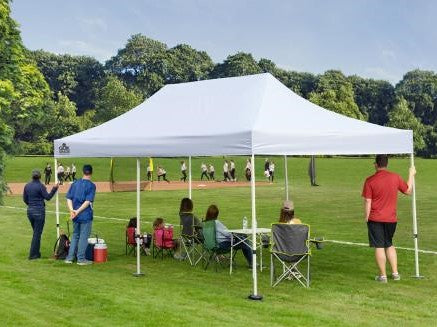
[179,198,203,241]
[279,200,302,224]
[204,204,252,267]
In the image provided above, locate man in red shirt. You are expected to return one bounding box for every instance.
[362,154,416,283]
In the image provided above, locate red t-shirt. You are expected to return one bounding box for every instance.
[362,170,408,223]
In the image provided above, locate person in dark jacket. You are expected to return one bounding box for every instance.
[23,169,59,259]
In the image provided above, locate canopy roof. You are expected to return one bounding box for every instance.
[54,73,413,158]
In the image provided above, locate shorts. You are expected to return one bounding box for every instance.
[367,221,397,248]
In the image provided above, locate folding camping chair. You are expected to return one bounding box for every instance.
[152,226,175,259]
[201,220,234,271]
[179,215,204,266]
[270,223,311,288]
[125,226,136,255]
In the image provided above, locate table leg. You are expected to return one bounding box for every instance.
[230,234,233,275]
[259,234,263,272]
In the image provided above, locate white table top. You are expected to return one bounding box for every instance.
[228,228,271,234]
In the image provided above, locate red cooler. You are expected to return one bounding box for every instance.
[93,243,107,263]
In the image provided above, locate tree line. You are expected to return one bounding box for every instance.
[1,0,437,201]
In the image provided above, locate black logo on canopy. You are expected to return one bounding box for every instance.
[59,143,70,154]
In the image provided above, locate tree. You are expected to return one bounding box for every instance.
[210,52,261,78]
[31,50,105,115]
[387,97,426,152]
[47,93,81,141]
[94,76,143,123]
[395,70,437,126]
[348,75,395,125]
[166,44,214,83]
[309,70,363,119]
[105,34,168,97]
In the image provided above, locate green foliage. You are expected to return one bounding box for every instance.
[31,50,105,114]
[46,93,81,141]
[105,34,168,97]
[309,70,363,120]
[348,75,395,125]
[211,52,261,78]
[395,69,437,125]
[94,76,143,123]
[166,44,214,83]
[387,97,426,152]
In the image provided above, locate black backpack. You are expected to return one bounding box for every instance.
[54,220,71,260]
[54,234,70,260]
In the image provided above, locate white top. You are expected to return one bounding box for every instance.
[209,165,215,172]
[181,163,186,171]
[58,166,64,173]
[230,161,235,170]
[54,73,413,158]
[71,165,76,172]
[158,168,166,175]
[66,167,71,173]
[147,166,151,172]
[245,161,251,170]
[223,162,229,172]
[201,164,207,172]
[269,163,275,172]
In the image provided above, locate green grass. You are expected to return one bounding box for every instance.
[1,157,436,326]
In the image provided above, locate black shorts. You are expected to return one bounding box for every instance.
[367,221,397,248]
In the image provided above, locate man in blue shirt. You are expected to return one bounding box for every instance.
[64,164,96,265]
[23,169,59,259]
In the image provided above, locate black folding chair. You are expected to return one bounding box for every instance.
[270,223,311,288]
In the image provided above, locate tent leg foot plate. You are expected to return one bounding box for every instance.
[132,272,145,277]
[411,275,424,279]
[248,294,263,301]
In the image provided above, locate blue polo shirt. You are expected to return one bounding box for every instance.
[66,179,96,222]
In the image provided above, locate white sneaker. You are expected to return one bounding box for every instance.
[77,260,93,266]
[64,260,73,264]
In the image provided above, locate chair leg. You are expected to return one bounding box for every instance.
[270,254,274,286]
[307,255,310,288]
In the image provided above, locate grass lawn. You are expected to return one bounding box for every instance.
[1,157,436,326]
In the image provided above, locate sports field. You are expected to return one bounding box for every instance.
[1,157,436,326]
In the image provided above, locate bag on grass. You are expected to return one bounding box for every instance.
[54,233,70,260]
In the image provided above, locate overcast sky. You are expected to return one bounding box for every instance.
[11,0,437,84]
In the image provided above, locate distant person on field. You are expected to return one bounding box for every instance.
[208,164,215,181]
[44,163,52,185]
[157,166,170,183]
[200,162,209,180]
[204,204,252,267]
[180,161,187,182]
[278,200,302,224]
[223,160,230,182]
[65,164,96,265]
[245,159,251,181]
[362,154,416,283]
[269,161,275,183]
[146,164,152,181]
[308,156,319,186]
[71,163,77,181]
[64,165,72,182]
[230,160,236,182]
[57,163,64,185]
[23,170,59,259]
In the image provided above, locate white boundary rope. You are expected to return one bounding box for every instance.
[2,205,436,255]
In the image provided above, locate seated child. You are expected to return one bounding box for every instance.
[153,218,180,253]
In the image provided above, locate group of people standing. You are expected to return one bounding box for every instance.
[23,164,96,264]
[44,162,77,185]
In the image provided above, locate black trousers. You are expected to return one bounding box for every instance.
[27,208,45,259]
[72,172,76,181]
[201,171,209,180]
[181,170,187,182]
[158,174,169,182]
[230,169,236,180]
[209,172,215,180]
[44,174,51,185]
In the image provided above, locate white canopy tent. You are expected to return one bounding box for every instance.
[54,73,420,297]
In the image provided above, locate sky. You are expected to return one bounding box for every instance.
[11,0,437,84]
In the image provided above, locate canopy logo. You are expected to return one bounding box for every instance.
[59,143,70,154]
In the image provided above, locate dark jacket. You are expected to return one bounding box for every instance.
[23,180,57,209]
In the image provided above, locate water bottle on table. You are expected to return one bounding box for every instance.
[242,216,248,231]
